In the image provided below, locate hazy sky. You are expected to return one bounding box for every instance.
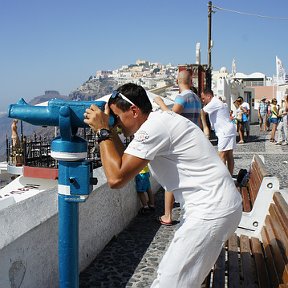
[1,0,287,112]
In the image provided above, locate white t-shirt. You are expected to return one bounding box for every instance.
[203,97,237,137]
[125,110,242,219]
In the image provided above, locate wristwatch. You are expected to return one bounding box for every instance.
[96,128,112,144]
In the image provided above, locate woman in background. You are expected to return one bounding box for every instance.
[269,98,279,143]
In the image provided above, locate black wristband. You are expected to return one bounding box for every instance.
[96,128,112,144]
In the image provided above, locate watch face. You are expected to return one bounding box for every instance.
[97,129,111,142]
[100,129,110,137]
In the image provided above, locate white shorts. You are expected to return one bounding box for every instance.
[150,205,242,288]
[218,135,236,152]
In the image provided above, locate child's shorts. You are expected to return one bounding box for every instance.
[135,172,151,192]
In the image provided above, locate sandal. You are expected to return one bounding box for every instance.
[158,216,172,226]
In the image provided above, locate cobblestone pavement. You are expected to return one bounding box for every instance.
[79,124,288,288]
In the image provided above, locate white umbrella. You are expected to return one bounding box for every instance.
[97,90,175,111]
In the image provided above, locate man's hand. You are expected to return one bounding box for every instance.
[154,96,164,106]
[154,96,171,112]
[84,103,110,131]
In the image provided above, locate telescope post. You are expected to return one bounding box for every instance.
[51,106,95,288]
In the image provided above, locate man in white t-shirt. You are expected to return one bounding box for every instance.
[84,83,242,288]
[201,89,237,175]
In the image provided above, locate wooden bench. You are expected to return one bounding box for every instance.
[237,154,280,235]
[238,154,271,212]
[201,154,288,287]
[203,191,288,287]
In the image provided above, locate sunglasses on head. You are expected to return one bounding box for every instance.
[108,91,137,127]
[109,90,136,106]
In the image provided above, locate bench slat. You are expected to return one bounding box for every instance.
[240,235,258,286]
[249,161,264,197]
[261,226,281,287]
[273,192,288,239]
[269,203,288,259]
[228,234,241,287]
[249,175,260,205]
[253,154,269,177]
[251,237,270,288]
[248,155,269,205]
[249,166,263,205]
[240,186,252,212]
[263,216,288,284]
[212,247,226,288]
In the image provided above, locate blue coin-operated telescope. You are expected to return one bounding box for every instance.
[8,98,114,288]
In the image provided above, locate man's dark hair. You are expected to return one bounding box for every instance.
[203,88,214,97]
[108,83,152,114]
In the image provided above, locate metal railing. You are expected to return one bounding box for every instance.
[6,129,132,170]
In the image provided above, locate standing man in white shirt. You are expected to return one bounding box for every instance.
[201,89,237,175]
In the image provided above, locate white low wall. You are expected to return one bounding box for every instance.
[0,167,160,288]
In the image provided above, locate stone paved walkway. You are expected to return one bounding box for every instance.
[79,124,288,288]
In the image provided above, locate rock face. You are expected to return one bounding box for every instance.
[69,77,118,101]
[29,90,68,105]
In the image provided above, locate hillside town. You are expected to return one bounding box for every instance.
[71,56,288,124]
[69,59,177,101]
[96,59,177,88]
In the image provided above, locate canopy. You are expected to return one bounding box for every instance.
[98,90,174,111]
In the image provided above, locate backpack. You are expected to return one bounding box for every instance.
[236,169,249,187]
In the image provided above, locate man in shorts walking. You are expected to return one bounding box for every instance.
[201,89,237,175]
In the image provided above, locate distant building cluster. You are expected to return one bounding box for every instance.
[76,59,178,94]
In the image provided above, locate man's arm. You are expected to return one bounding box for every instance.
[200,109,210,138]
[110,129,125,156]
[154,96,184,114]
[84,104,149,189]
[99,139,149,188]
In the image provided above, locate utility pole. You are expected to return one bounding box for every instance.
[206,1,213,89]
[208,1,212,69]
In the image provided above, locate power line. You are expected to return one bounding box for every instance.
[213,5,288,20]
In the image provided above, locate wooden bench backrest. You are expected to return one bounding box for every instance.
[241,155,269,212]
[261,192,288,286]
[248,155,269,205]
